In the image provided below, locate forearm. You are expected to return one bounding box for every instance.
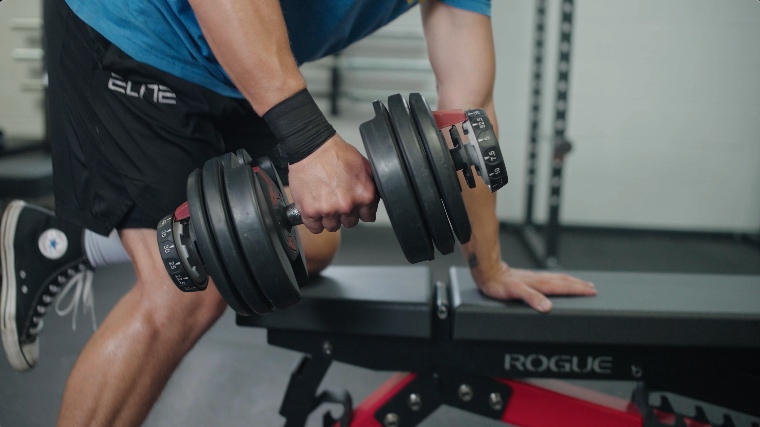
[422,1,504,278]
[188,0,305,114]
[437,92,503,281]
[454,103,504,281]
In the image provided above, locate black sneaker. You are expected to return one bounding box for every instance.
[1,200,92,371]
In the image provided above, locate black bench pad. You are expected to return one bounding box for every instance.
[451,268,760,348]
[237,266,432,338]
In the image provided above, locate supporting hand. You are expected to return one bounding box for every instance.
[287,135,378,234]
[474,261,597,312]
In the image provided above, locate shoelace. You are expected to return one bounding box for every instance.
[54,265,97,332]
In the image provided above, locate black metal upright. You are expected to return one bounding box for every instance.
[520,0,575,269]
[545,0,575,264]
[523,0,546,226]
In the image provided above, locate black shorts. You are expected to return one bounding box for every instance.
[44,0,287,235]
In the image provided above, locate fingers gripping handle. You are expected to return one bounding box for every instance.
[280,109,507,227]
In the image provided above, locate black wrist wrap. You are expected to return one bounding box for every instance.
[263,88,336,164]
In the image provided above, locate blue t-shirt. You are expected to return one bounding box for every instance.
[66,0,490,98]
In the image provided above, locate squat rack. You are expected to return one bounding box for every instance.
[519,0,576,269]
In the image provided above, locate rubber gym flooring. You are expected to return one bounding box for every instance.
[1,224,759,426]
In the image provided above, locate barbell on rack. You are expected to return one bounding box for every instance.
[156,93,508,315]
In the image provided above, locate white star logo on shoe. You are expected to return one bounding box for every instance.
[38,228,68,260]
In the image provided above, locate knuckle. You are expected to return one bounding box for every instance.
[338,200,354,214]
[300,205,320,220]
[360,192,377,206]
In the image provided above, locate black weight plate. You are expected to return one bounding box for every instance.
[252,156,284,194]
[186,168,253,315]
[250,168,304,302]
[360,100,433,263]
[244,152,307,287]
[290,248,309,288]
[254,170,308,287]
[207,154,272,315]
[408,93,472,245]
[234,148,253,167]
[229,152,307,292]
[267,166,309,287]
[387,94,455,256]
[225,164,301,310]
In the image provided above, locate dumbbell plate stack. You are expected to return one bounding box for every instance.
[158,93,506,316]
[186,165,254,315]
[408,93,472,245]
[360,99,434,264]
[223,163,301,313]
[247,155,309,291]
[386,94,455,256]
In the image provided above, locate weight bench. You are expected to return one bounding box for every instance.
[237,266,760,427]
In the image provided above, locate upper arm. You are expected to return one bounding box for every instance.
[421,0,496,111]
[188,0,305,114]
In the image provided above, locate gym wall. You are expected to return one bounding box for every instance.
[0,0,45,140]
[490,0,760,233]
[2,0,758,234]
[310,1,760,234]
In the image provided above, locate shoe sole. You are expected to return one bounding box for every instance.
[1,200,37,371]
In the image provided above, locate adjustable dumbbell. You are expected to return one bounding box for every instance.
[156,93,508,316]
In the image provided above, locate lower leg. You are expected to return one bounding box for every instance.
[285,187,341,276]
[298,223,340,275]
[57,229,227,427]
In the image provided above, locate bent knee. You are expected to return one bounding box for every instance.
[284,187,339,275]
[298,225,340,276]
[120,228,228,331]
[133,276,228,330]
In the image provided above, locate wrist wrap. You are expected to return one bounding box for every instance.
[263,88,336,164]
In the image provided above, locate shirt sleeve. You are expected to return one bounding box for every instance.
[439,0,491,17]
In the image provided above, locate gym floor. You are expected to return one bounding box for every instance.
[1,222,758,426]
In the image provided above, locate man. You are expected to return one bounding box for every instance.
[1,0,595,425]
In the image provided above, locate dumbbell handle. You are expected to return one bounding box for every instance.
[173,108,499,228]
[276,110,506,226]
[281,199,369,228]
[284,203,302,226]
